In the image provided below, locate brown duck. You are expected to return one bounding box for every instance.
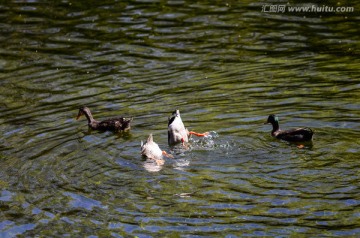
[76,106,132,132]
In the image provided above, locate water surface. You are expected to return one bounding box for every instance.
[0,1,360,237]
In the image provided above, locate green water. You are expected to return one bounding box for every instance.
[0,1,359,237]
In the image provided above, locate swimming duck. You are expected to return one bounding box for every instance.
[265,114,313,142]
[141,134,173,165]
[168,109,209,146]
[76,106,132,132]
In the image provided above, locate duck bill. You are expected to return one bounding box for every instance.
[76,112,83,120]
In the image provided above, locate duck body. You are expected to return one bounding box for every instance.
[266,114,313,142]
[141,134,165,165]
[168,110,189,146]
[272,127,314,142]
[76,106,132,132]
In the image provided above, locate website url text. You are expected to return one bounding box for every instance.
[261,5,354,13]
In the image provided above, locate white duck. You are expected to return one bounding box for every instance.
[141,134,172,165]
[168,110,209,146]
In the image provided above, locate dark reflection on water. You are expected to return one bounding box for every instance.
[1,0,360,236]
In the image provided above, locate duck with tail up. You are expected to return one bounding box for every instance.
[265,114,314,142]
[76,106,132,132]
[141,134,173,165]
[168,109,209,146]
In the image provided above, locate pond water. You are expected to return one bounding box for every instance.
[0,0,360,237]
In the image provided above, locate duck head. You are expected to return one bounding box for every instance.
[76,106,94,122]
[265,114,278,124]
[265,114,280,132]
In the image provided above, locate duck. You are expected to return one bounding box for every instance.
[265,114,313,142]
[76,106,132,132]
[141,134,173,165]
[168,109,209,146]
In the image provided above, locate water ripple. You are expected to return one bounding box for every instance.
[0,0,359,237]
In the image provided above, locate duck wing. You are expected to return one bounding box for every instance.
[98,117,132,131]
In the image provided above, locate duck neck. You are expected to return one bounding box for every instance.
[83,110,96,125]
[271,121,280,133]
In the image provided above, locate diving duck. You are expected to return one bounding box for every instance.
[265,114,313,142]
[76,106,132,132]
[141,134,173,165]
[168,109,209,146]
